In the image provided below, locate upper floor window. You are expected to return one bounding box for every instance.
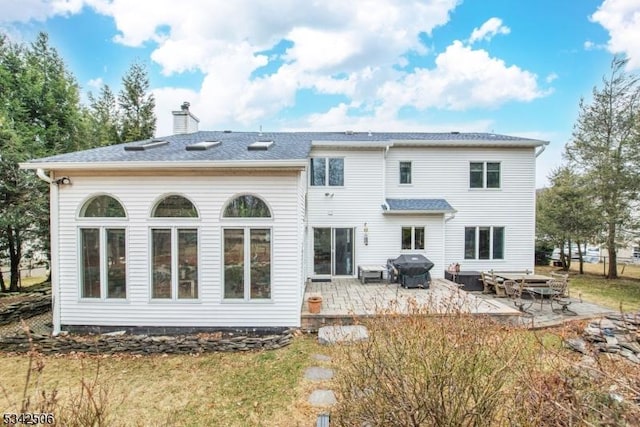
[152,195,198,217]
[223,195,271,218]
[464,226,504,260]
[80,195,126,217]
[399,161,412,184]
[402,226,425,250]
[470,162,501,189]
[311,157,344,186]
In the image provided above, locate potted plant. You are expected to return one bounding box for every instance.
[307,293,323,314]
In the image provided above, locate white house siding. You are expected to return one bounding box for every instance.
[385,146,536,273]
[54,170,304,329]
[306,147,446,279]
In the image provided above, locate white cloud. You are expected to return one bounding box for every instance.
[545,72,558,83]
[468,17,510,44]
[87,77,103,90]
[591,0,640,69]
[377,41,547,114]
[0,0,84,23]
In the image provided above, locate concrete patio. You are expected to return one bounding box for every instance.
[301,278,615,330]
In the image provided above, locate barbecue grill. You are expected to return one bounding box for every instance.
[387,254,434,289]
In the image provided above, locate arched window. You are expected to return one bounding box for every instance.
[223,195,271,218]
[81,195,126,217]
[78,195,126,300]
[152,195,198,218]
[150,195,199,300]
[222,195,272,301]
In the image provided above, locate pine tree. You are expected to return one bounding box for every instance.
[88,84,120,146]
[565,57,640,279]
[118,61,156,142]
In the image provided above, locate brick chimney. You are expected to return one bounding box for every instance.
[172,101,199,134]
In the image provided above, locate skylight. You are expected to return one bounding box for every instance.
[123,139,169,151]
[248,140,274,151]
[185,140,221,151]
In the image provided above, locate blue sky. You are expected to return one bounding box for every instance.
[1,0,639,187]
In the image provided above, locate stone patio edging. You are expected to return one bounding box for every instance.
[0,329,294,355]
[0,289,51,325]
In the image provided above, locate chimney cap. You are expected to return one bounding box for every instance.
[181,101,190,111]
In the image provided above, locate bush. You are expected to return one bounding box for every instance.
[333,313,528,426]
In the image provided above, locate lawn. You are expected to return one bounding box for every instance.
[537,265,640,312]
[0,335,332,426]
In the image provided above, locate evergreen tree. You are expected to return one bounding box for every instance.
[118,61,156,142]
[88,84,120,146]
[565,57,640,278]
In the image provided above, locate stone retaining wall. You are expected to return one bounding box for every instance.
[0,289,51,325]
[0,330,294,354]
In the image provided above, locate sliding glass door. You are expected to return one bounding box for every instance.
[313,227,354,276]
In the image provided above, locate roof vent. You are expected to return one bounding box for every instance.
[450,131,460,134]
[124,139,169,151]
[248,140,274,151]
[345,130,355,135]
[223,130,232,133]
[186,140,221,151]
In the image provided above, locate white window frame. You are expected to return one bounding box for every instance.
[149,227,200,302]
[222,226,273,302]
[310,157,345,187]
[464,226,505,260]
[401,226,425,251]
[469,161,501,189]
[78,226,128,301]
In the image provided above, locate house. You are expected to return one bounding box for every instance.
[21,104,548,334]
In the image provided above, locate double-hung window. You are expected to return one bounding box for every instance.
[470,162,501,189]
[223,195,272,300]
[310,157,344,186]
[79,195,127,299]
[150,195,199,300]
[401,226,425,250]
[399,161,412,184]
[464,226,504,260]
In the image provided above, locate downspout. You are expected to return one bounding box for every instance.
[36,169,61,335]
[535,144,547,158]
[443,212,457,270]
[382,145,391,210]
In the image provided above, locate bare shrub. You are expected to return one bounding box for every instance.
[333,311,528,426]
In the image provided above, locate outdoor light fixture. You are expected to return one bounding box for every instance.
[364,222,369,246]
[54,176,71,185]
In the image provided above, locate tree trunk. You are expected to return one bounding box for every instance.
[565,240,572,271]
[607,222,618,279]
[7,225,20,292]
[0,269,6,292]
[577,240,584,274]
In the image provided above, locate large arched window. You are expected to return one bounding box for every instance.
[80,195,126,218]
[78,195,127,300]
[152,195,198,218]
[151,195,199,300]
[222,194,272,301]
[223,195,271,218]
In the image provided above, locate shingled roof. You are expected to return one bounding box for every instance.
[22,131,547,167]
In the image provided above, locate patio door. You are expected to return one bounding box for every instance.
[313,227,354,276]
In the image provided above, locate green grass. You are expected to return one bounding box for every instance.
[0,335,331,426]
[537,266,640,311]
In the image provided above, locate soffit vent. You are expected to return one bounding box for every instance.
[124,139,169,151]
[248,140,274,151]
[186,140,221,151]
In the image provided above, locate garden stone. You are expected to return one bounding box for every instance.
[312,354,332,362]
[308,390,337,407]
[304,367,334,381]
[318,325,368,345]
[566,338,588,354]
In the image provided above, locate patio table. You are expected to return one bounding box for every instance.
[494,273,552,285]
[524,286,560,310]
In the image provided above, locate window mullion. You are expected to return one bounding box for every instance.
[411,227,416,250]
[489,226,494,260]
[475,226,479,259]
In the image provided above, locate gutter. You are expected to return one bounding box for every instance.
[382,145,391,211]
[19,159,308,171]
[34,169,61,335]
[535,144,548,158]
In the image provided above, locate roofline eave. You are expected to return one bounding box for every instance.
[19,159,308,171]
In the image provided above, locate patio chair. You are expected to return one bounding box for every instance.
[481,271,495,294]
[548,277,576,315]
[503,280,532,313]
